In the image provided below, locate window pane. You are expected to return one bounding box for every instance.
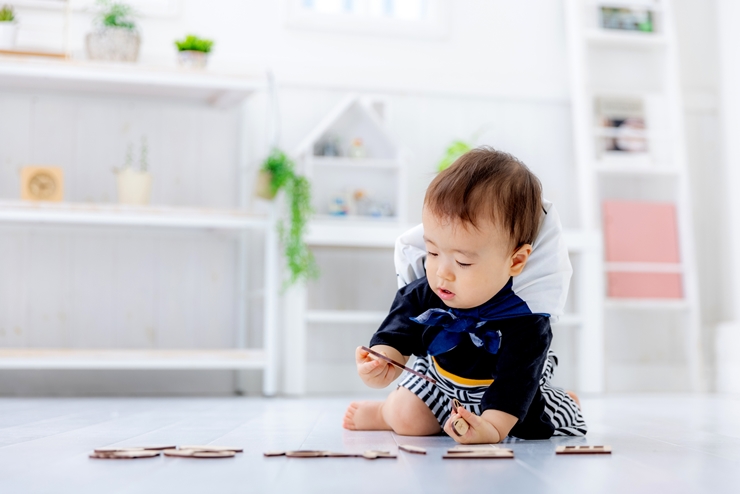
[368,0,426,19]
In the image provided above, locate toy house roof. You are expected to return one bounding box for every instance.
[293,94,399,159]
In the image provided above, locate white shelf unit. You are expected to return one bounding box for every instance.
[0,58,280,395]
[565,0,703,391]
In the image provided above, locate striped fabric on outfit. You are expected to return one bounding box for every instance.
[399,350,587,437]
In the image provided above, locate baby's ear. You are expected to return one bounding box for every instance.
[509,244,532,276]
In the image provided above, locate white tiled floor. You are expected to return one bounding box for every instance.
[1,394,739,493]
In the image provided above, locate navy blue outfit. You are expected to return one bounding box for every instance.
[369,277,587,439]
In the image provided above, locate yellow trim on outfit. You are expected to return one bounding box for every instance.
[431,357,494,386]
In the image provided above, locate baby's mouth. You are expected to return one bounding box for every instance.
[437,287,455,300]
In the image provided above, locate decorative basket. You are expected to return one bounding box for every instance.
[86,28,140,62]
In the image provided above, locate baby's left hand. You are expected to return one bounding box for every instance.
[443,406,501,444]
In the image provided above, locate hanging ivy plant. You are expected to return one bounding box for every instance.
[259,149,318,286]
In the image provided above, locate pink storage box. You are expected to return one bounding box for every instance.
[602,201,683,299]
[602,201,680,263]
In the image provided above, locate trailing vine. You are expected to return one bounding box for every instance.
[260,150,318,286]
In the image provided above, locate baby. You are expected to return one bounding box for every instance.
[343,147,586,443]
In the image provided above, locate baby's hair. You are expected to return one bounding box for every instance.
[425,146,543,250]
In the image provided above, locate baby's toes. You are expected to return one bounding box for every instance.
[342,402,360,430]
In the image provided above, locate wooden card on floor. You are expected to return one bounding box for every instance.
[443,449,514,459]
[398,444,426,454]
[556,445,612,455]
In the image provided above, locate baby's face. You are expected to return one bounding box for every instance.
[422,208,532,309]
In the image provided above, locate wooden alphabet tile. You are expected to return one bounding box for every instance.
[555,445,612,455]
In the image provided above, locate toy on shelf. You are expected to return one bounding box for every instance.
[595,97,648,155]
[328,192,350,216]
[600,6,654,33]
[21,166,64,202]
[348,137,367,158]
[314,135,342,157]
[328,188,394,218]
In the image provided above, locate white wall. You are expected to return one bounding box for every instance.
[674,0,724,390]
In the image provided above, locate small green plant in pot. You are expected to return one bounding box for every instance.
[0,5,18,50]
[258,149,318,286]
[86,0,140,62]
[175,34,214,69]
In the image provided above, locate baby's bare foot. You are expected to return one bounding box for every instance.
[567,391,581,409]
[342,401,392,431]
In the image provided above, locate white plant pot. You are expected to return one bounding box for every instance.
[86,28,140,62]
[0,22,18,50]
[177,50,209,69]
[116,168,151,205]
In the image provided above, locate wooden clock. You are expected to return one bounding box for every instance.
[21,166,64,202]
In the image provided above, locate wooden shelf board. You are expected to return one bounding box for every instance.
[306,310,387,325]
[0,56,264,107]
[0,348,266,370]
[0,49,67,60]
[0,200,269,230]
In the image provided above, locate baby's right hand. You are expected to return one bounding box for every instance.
[355,346,397,389]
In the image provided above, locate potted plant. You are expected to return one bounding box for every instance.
[116,138,152,205]
[257,149,318,285]
[437,140,472,172]
[0,5,17,50]
[86,0,140,62]
[174,34,214,69]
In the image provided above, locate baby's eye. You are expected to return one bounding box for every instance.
[456,261,472,268]
[428,251,439,257]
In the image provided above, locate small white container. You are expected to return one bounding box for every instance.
[116,168,152,205]
[177,50,209,69]
[0,22,18,50]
